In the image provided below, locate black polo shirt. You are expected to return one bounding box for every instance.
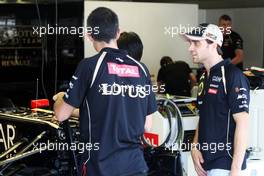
[157,61,192,96]
[221,30,243,70]
[197,59,250,171]
[63,47,157,176]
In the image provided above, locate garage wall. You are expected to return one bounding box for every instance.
[84,1,198,77]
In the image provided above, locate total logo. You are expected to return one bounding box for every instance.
[107,62,139,78]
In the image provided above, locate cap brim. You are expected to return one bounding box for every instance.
[181,34,206,42]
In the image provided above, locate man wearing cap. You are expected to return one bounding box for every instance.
[182,23,250,176]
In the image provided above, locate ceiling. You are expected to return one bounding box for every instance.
[0,0,82,4]
[1,0,264,9]
[114,0,264,9]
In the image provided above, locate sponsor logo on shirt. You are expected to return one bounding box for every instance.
[107,62,139,77]
[69,81,74,89]
[198,82,204,96]
[65,77,77,99]
[239,104,248,109]
[65,92,69,99]
[241,100,247,104]
[115,57,124,62]
[208,88,218,94]
[236,40,242,46]
[212,76,222,82]
[98,82,151,98]
[237,94,248,100]
[235,87,247,93]
[239,88,247,91]
[209,84,219,88]
[223,41,229,47]
[72,75,78,80]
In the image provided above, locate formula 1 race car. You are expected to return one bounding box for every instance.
[0,104,80,176]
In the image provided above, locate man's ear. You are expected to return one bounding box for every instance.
[209,42,218,51]
[116,28,120,40]
[86,33,94,42]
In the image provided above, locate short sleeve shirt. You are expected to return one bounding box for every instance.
[197,59,250,170]
[64,47,157,176]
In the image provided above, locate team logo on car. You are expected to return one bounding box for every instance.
[0,123,16,151]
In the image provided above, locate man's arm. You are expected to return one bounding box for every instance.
[191,124,207,176]
[231,49,244,65]
[53,92,75,122]
[230,111,249,176]
[192,125,199,146]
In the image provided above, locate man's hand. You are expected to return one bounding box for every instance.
[231,112,249,175]
[53,92,80,119]
[230,169,241,176]
[52,92,65,121]
[53,92,74,122]
[53,92,65,121]
[191,148,207,176]
[53,92,65,102]
[231,49,244,65]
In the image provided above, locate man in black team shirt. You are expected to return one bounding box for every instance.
[53,7,157,176]
[219,14,244,70]
[157,56,196,96]
[182,23,249,176]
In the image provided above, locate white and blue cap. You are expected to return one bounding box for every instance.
[183,23,223,46]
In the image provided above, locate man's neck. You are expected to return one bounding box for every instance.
[94,39,118,52]
[204,54,223,76]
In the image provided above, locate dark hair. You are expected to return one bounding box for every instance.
[160,56,173,67]
[117,32,143,61]
[205,39,223,55]
[219,14,232,22]
[87,7,119,43]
